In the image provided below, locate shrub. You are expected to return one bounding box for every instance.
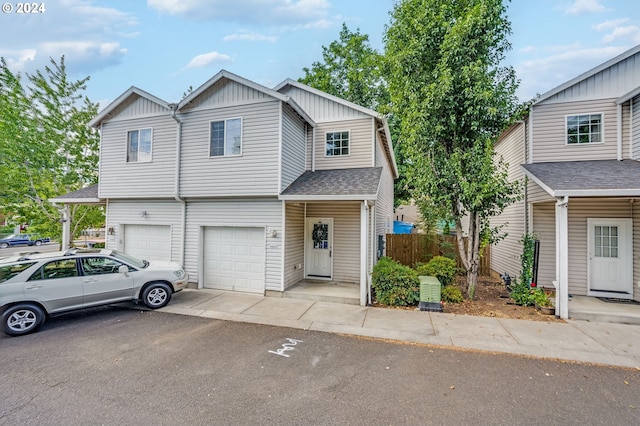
[441,285,464,303]
[509,279,534,306]
[415,256,457,286]
[531,288,553,307]
[372,257,420,306]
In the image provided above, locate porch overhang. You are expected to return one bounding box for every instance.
[279,167,382,201]
[49,184,104,250]
[522,159,640,198]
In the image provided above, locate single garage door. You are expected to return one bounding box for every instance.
[203,226,265,293]
[124,224,171,261]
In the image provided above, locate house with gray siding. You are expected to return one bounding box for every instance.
[71,70,396,306]
[492,44,640,319]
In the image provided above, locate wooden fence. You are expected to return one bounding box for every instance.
[385,233,492,276]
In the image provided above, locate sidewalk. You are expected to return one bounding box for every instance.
[160,288,640,369]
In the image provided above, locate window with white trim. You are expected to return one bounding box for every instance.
[210,118,242,157]
[566,114,602,144]
[127,128,152,162]
[325,131,349,156]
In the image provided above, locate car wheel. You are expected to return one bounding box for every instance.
[0,242,8,249]
[141,283,172,309]
[2,304,45,336]
[34,240,42,246]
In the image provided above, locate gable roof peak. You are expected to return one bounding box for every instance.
[88,86,170,128]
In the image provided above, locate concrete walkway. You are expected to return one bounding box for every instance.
[160,289,640,369]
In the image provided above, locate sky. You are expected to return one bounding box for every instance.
[1,0,639,109]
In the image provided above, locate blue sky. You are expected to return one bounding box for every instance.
[1,0,638,108]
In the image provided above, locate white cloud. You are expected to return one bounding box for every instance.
[0,49,37,71]
[223,31,277,42]
[185,51,234,69]
[602,25,640,43]
[147,0,330,26]
[592,18,629,31]
[564,0,608,15]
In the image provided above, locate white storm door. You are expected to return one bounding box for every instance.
[587,218,633,297]
[305,218,333,278]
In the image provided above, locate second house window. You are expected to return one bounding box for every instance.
[127,128,152,162]
[210,118,242,157]
[326,131,349,156]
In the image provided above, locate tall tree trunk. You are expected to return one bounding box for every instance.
[466,213,481,299]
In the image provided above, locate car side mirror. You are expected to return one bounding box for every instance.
[118,265,129,274]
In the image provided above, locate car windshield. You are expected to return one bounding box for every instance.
[110,250,147,269]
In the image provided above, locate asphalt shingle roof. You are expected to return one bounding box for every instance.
[280,167,382,199]
[54,184,99,200]
[522,160,640,195]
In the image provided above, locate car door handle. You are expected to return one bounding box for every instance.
[83,279,98,284]
[26,284,43,289]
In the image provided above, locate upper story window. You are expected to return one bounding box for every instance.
[566,114,602,144]
[326,131,350,156]
[127,128,152,162]
[210,118,242,157]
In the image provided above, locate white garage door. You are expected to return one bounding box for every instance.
[124,225,171,261]
[203,226,265,293]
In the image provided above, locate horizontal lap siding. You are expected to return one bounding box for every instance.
[633,95,640,160]
[105,200,183,263]
[184,199,283,291]
[284,203,305,289]
[306,202,361,283]
[528,181,554,203]
[180,101,281,197]
[313,118,373,170]
[532,99,618,162]
[634,201,640,302]
[492,124,526,278]
[567,199,636,296]
[532,203,556,289]
[375,132,394,248]
[99,115,176,198]
[281,105,306,191]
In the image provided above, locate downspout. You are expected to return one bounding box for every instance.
[170,104,187,267]
[616,103,623,161]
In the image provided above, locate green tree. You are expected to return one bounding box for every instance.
[0,56,103,242]
[385,0,521,299]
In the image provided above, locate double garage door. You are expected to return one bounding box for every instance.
[203,226,265,294]
[123,225,171,261]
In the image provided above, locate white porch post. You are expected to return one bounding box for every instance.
[360,201,369,306]
[555,196,569,319]
[61,204,71,250]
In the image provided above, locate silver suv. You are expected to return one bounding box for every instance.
[0,249,189,336]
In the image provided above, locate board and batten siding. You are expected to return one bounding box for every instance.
[184,199,283,291]
[491,123,526,278]
[179,100,281,197]
[181,78,272,111]
[104,200,183,263]
[313,118,374,170]
[305,202,361,283]
[280,104,307,191]
[108,93,169,120]
[99,114,176,198]
[280,85,370,122]
[531,98,620,162]
[633,95,640,160]
[283,203,305,290]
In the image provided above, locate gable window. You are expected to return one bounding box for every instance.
[326,131,349,156]
[210,118,242,157]
[566,114,602,144]
[127,128,152,162]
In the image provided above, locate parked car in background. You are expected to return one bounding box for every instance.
[0,234,51,249]
[0,248,189,336]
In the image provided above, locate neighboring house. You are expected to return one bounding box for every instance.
[492,45,640,319]
[59,70,397,306]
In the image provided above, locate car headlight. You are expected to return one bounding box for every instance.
[173,269,186,279]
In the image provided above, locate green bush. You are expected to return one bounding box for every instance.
[509,279,534,306]
[372,257,420,306]
[441,285,464,303]
[415,256,457,287]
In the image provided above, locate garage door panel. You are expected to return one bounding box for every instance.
[124,225,171,261]
[203,226,265,293]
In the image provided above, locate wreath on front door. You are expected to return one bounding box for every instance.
[312,224,328,245]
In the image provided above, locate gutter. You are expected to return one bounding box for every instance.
[170,104,187,267]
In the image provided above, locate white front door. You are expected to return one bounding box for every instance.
[305,218,333,278]
[587,218,633,298]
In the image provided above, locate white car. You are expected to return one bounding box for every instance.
[0,249,188,336]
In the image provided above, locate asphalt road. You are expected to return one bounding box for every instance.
[0,242,60,256]
[1,306,639,425]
